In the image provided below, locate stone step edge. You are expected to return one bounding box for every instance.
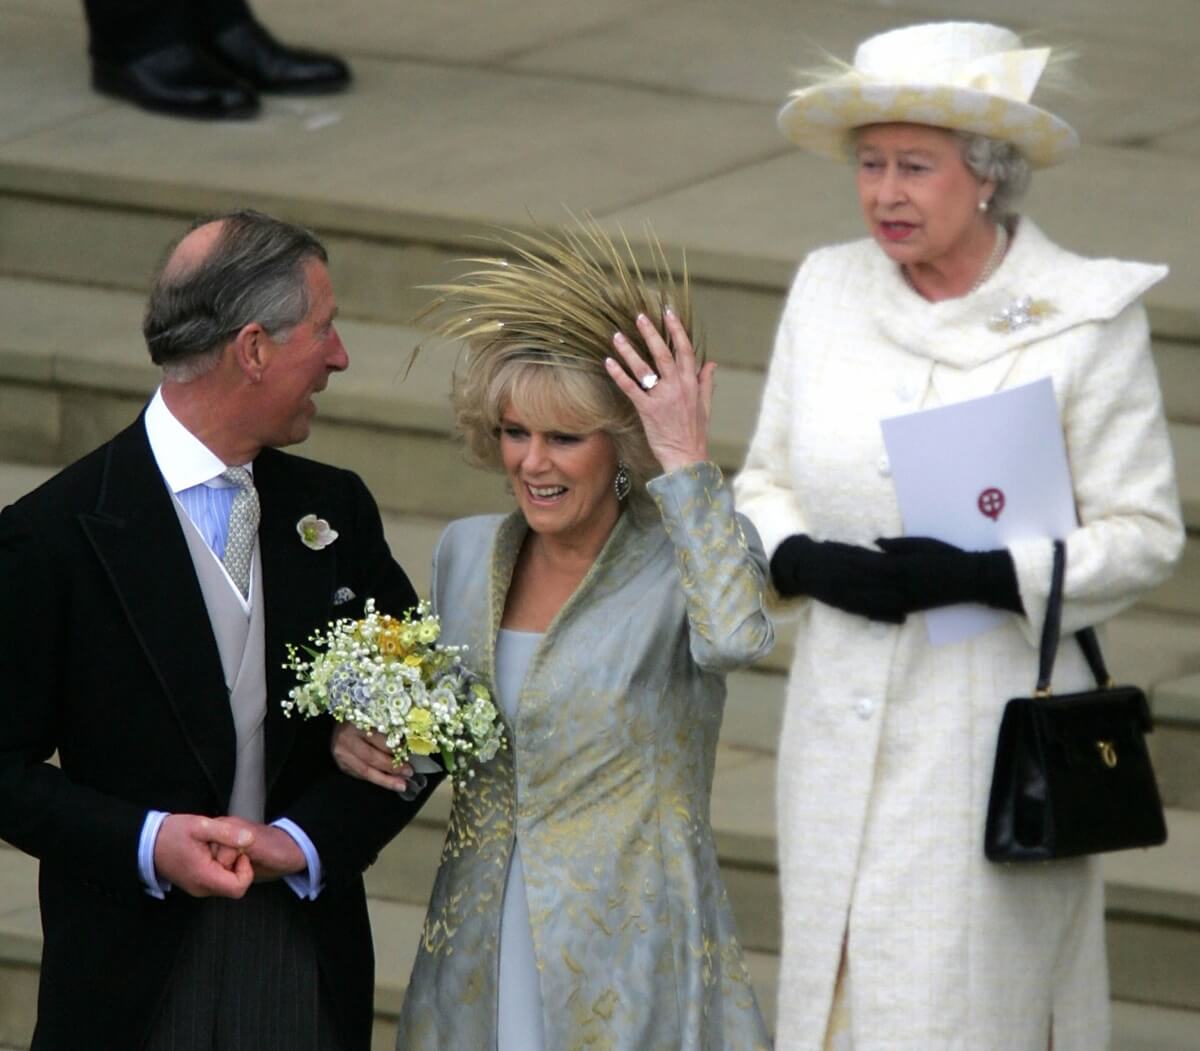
[0,163,796,294]
[0,273,763,468]
[1,165,1198,341]
[3,453,1190,692]
[1153,673,1200,724]
[0,886,1193,1029]
[3,319,1199,536]
[381,809,1200,928]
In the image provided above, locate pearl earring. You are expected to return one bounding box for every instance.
[978,199,989,212]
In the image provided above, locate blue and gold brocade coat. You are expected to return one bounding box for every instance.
[396,462,774,1050]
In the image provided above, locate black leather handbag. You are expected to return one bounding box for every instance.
[984,540,1168,862]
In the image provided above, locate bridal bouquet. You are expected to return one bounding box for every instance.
[282,599,504,781]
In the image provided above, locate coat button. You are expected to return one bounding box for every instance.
[877,454,892,477]
[855,697,876,719]
[896,380,916,402]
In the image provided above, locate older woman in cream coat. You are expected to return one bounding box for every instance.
[734,22,1184,1051]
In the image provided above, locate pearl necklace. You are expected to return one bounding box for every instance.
[901,223,1009,297]
[969,222,1009,293]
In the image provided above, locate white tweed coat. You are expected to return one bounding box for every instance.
[733,219,1184,1051]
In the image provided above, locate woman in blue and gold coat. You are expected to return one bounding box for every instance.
[334,221,774,1050]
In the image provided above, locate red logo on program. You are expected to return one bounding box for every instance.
[978,488,1005,521]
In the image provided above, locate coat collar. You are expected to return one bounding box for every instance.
[253,447,337,793]
[864,218,1168,369]
[79,422,337,803]
[80,419,236,802]
[483,507,666,686]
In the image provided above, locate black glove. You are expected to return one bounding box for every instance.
[770,534,908,623]
[874,536,1023,614]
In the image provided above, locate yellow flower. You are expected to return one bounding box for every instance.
[407,735,437,756]
[406,709,437,755]
[407,708,434,734]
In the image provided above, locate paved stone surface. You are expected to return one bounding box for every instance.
[508,0,909,106]
[0,272,804,501]
[1156,123,1200,158]
[0,9,95,143]
[1112,1001,1200,1051]
[605,142,1200,334]
[1156,673,1200,722]
[0,60,782,228]
[1,0,1196,330]
[0,463,54,508]
[1105,810,1200,913]
[257,0,653,65]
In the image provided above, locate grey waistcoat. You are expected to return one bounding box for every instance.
[172,497,267,821]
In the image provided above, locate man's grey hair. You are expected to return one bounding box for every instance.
[143,209,329,381]
[955,132,1032,221]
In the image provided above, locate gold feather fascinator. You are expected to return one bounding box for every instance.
[414,213,701,378]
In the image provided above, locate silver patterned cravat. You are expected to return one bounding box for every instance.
[220,466,260,598]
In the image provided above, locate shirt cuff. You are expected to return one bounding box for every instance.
[272,817,324,900]
[138,810,173,900]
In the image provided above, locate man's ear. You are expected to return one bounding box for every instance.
[231,322,270,381]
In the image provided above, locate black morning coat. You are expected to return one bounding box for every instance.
[0,416,436,1050]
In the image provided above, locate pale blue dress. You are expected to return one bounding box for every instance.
[495,628,546,1051]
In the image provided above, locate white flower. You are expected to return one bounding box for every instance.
[297,514,338,550]
[281,597,506,785]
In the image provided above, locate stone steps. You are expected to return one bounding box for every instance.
[2,268,1199,534]
[3,432,1198,771]
[2,2,1199,1041]
[1152,674,1200,811]
[3,809,1200,1049]
[276,802,1200,1018]
[2,170,1199,376]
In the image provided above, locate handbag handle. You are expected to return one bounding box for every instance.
[1035,539,1115,696]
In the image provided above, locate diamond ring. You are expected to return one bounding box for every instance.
[639,373,660,392]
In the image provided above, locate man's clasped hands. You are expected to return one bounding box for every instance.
[153,813,306,898]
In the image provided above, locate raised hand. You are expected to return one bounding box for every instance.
[605,308,716,473]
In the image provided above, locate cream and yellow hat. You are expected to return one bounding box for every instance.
[778,21,1078,168]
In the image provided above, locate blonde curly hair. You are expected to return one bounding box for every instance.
[415,215,700,509]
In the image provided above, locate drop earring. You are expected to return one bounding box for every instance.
[614,461,632,501]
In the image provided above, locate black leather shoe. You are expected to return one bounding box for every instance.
[92,43,259,119]
[204,19,351,95]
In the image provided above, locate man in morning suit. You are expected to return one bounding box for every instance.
[0,210,433,1050]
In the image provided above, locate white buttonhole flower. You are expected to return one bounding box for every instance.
[297,514,338,550]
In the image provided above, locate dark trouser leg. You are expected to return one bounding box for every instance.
[189,0,256,37]
[81,0,256,60]
[143,883,343,1051]
[82,0,187,61]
